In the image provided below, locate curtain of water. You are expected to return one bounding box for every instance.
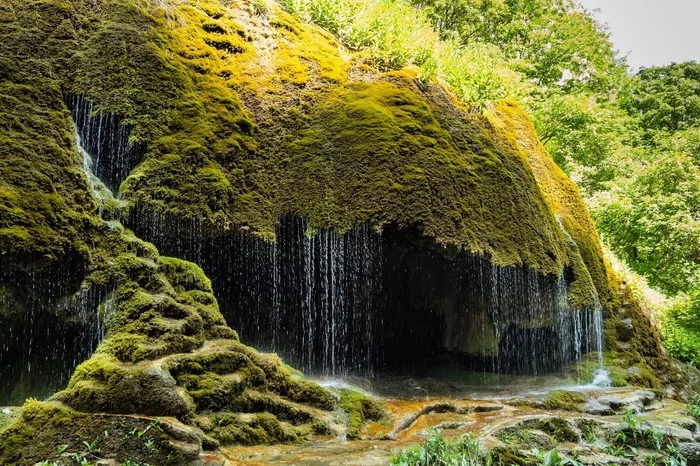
[129,209,606,377]
[67,94,144,194]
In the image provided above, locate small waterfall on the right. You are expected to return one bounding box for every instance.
[554,216,609,386]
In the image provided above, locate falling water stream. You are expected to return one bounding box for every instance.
[131,212,607,379]
[0,96,138,405]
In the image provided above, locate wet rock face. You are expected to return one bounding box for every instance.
[131,215,605,377]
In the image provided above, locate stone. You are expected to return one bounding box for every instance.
[582,400,615,416]
[679,443,700,466]
[595,389,655,412]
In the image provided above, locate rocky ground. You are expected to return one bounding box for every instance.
[223,386,700,465]
[3,380,700,465]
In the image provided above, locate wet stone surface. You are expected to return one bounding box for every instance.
[222,386,700,465]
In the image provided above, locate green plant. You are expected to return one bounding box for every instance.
[82,438,99,453]
[122,460,152,466]
[605,444,627,457]
[662,444,688,466]
[144,437,155,451]
[71,454,92,466]
[584,431,597,443]
[532,449,583,466]
[390,430,492,465]
[278,0,512,109]
[623,410,643,431]
[250,0,269,17]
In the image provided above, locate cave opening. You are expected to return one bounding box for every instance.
[130,214,604,378]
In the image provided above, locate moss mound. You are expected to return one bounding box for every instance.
[0,222,340,464]
[0,399,213,465]
[541,390,587,411]
[334,389,385,439]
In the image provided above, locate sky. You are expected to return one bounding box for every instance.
[577,0,700,70]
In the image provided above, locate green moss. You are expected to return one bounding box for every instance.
[489,101,606,308]
[52,353,196,421]
[334,389,385,440]
[270,9,348,85]
[541,390,587,411]
[0,400,201,466]
[519,417,579,443]
[203,412,307,446]
[0,407,19,432]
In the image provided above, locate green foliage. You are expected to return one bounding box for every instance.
[532,448,582,466]
[661,290,700,365]
[412,0,619,89]
[278,0,513,110]
[532,93,624,193]
[390,431,491,466]
[620,62,700,133]
[687,393,700,421]
[607,409,670,453]
[592,149,699,295]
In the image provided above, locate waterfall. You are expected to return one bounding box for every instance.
[66,94,148,341]
[0,263,103,405]
[0,97,134,404]
[554,216,607,384]
[128,209,608,377]
[67,94,144,194]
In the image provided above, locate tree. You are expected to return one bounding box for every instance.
[413,0,620,88]
[619,62,700,133]
[592,150,700,294]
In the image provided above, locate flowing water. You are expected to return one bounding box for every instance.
[131,211,606,377]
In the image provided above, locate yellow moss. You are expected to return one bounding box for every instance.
[270,9,349,85]
[489,100,609,307]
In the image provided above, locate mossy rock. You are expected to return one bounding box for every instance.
[541,390,588,411]
[52,353,196,421]
[0,399,209,465]
[0,407,20,432]
[519,417,580,443]
[333,388,385,440]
